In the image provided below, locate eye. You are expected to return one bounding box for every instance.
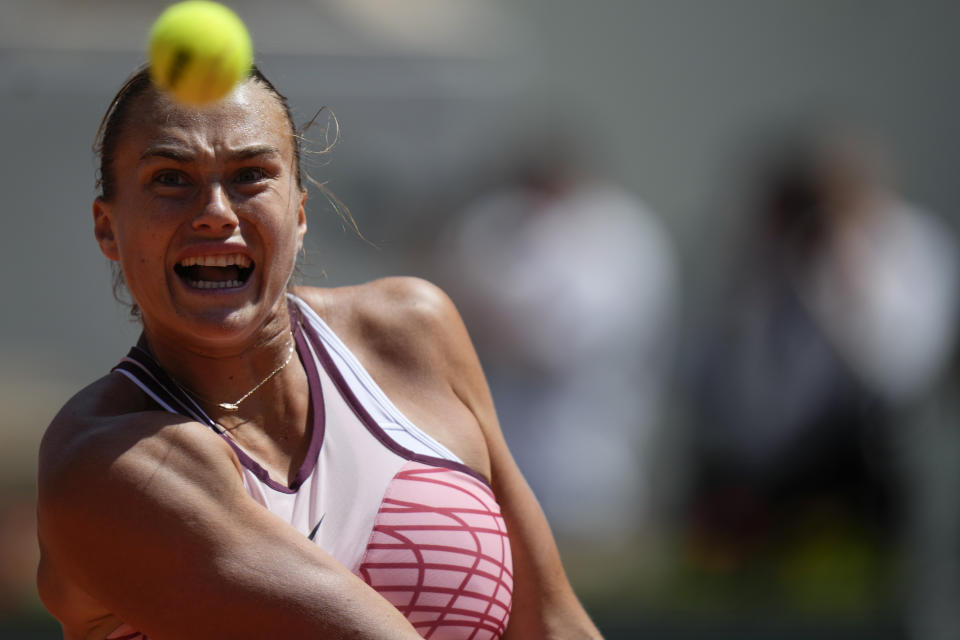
[153,170,190,187]
[235,167,268,184]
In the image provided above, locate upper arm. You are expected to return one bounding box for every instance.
[360,277,604,639]
[437,285,603,639]
[296,278,602,638]
[37,411,420,639]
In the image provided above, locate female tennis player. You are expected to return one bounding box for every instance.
[35,67,602,639]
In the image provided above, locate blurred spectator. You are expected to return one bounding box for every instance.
[437,135,679,548]
[684,123,960,623]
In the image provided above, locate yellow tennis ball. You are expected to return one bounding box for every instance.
[148,1,253,107]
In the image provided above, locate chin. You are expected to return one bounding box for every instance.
[176,291,289,341]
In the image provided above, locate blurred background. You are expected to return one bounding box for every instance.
[3,0,960,638]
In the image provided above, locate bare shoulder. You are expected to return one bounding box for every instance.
[39,372,237,502]
[37,371,242,552]
[293,279,494,476]
[293,277,468,371]
[294,276,459,332]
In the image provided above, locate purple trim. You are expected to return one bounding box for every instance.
[289,321,327,488]
[113,345,220,433]
[112,366,195,422]
[112,319,327,495]
[297,310,492,488]
[129,339,217,428]
[220,316,327,494]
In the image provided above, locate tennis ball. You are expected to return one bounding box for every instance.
[148,1,253,107]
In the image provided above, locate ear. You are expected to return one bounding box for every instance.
[93,197,120,261]
[295,189,308,252]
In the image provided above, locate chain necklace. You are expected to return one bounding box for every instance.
[165,337,298,413]
[215,339,297,411]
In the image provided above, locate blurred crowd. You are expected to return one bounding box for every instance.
[436,132,678,549]
[434,120,960,637]
[680,124,960,637]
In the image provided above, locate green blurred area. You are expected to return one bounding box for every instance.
[565,515,901,639]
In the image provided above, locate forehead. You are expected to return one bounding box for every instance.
[118,81,294,160]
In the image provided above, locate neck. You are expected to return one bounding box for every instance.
[142,304,302,425]
[137,301,314,485]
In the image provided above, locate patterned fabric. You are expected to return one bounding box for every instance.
[359,462,513,640]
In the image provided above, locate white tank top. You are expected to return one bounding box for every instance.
[110,294,513,639]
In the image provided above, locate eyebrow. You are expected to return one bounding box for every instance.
[139,144,282,163]
[139,145,192,163]
[233,144,282,161]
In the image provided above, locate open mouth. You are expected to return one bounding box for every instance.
[174,253,254,290]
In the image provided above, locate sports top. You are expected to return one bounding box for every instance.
[106,294,513,640]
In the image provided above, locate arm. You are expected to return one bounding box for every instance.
[37,388,423,639]
[429,282,604,640]
[329,277,603,639]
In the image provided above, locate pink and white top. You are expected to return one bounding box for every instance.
[108,294,513,640]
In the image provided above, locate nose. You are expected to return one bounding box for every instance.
[192,182,238,233]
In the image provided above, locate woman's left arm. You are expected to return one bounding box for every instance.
[308,276,604,639]
[425,280,605,640]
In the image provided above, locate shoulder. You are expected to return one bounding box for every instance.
[293,277,467,368]
[38,372,240,541]
[37,373,242,628]
[294,276,457,329]
[41,372,234,479]
[293,279,494,474]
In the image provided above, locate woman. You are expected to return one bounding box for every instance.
[35,66,602,639]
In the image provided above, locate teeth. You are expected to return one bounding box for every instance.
[187,279,244,289]
[179,253,251,268]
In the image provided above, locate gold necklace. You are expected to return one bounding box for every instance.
[216,339,297,411]
[165,337,298,412]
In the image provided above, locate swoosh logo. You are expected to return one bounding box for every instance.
[307,514,325,541]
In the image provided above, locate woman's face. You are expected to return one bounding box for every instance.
[93,81,307,350]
